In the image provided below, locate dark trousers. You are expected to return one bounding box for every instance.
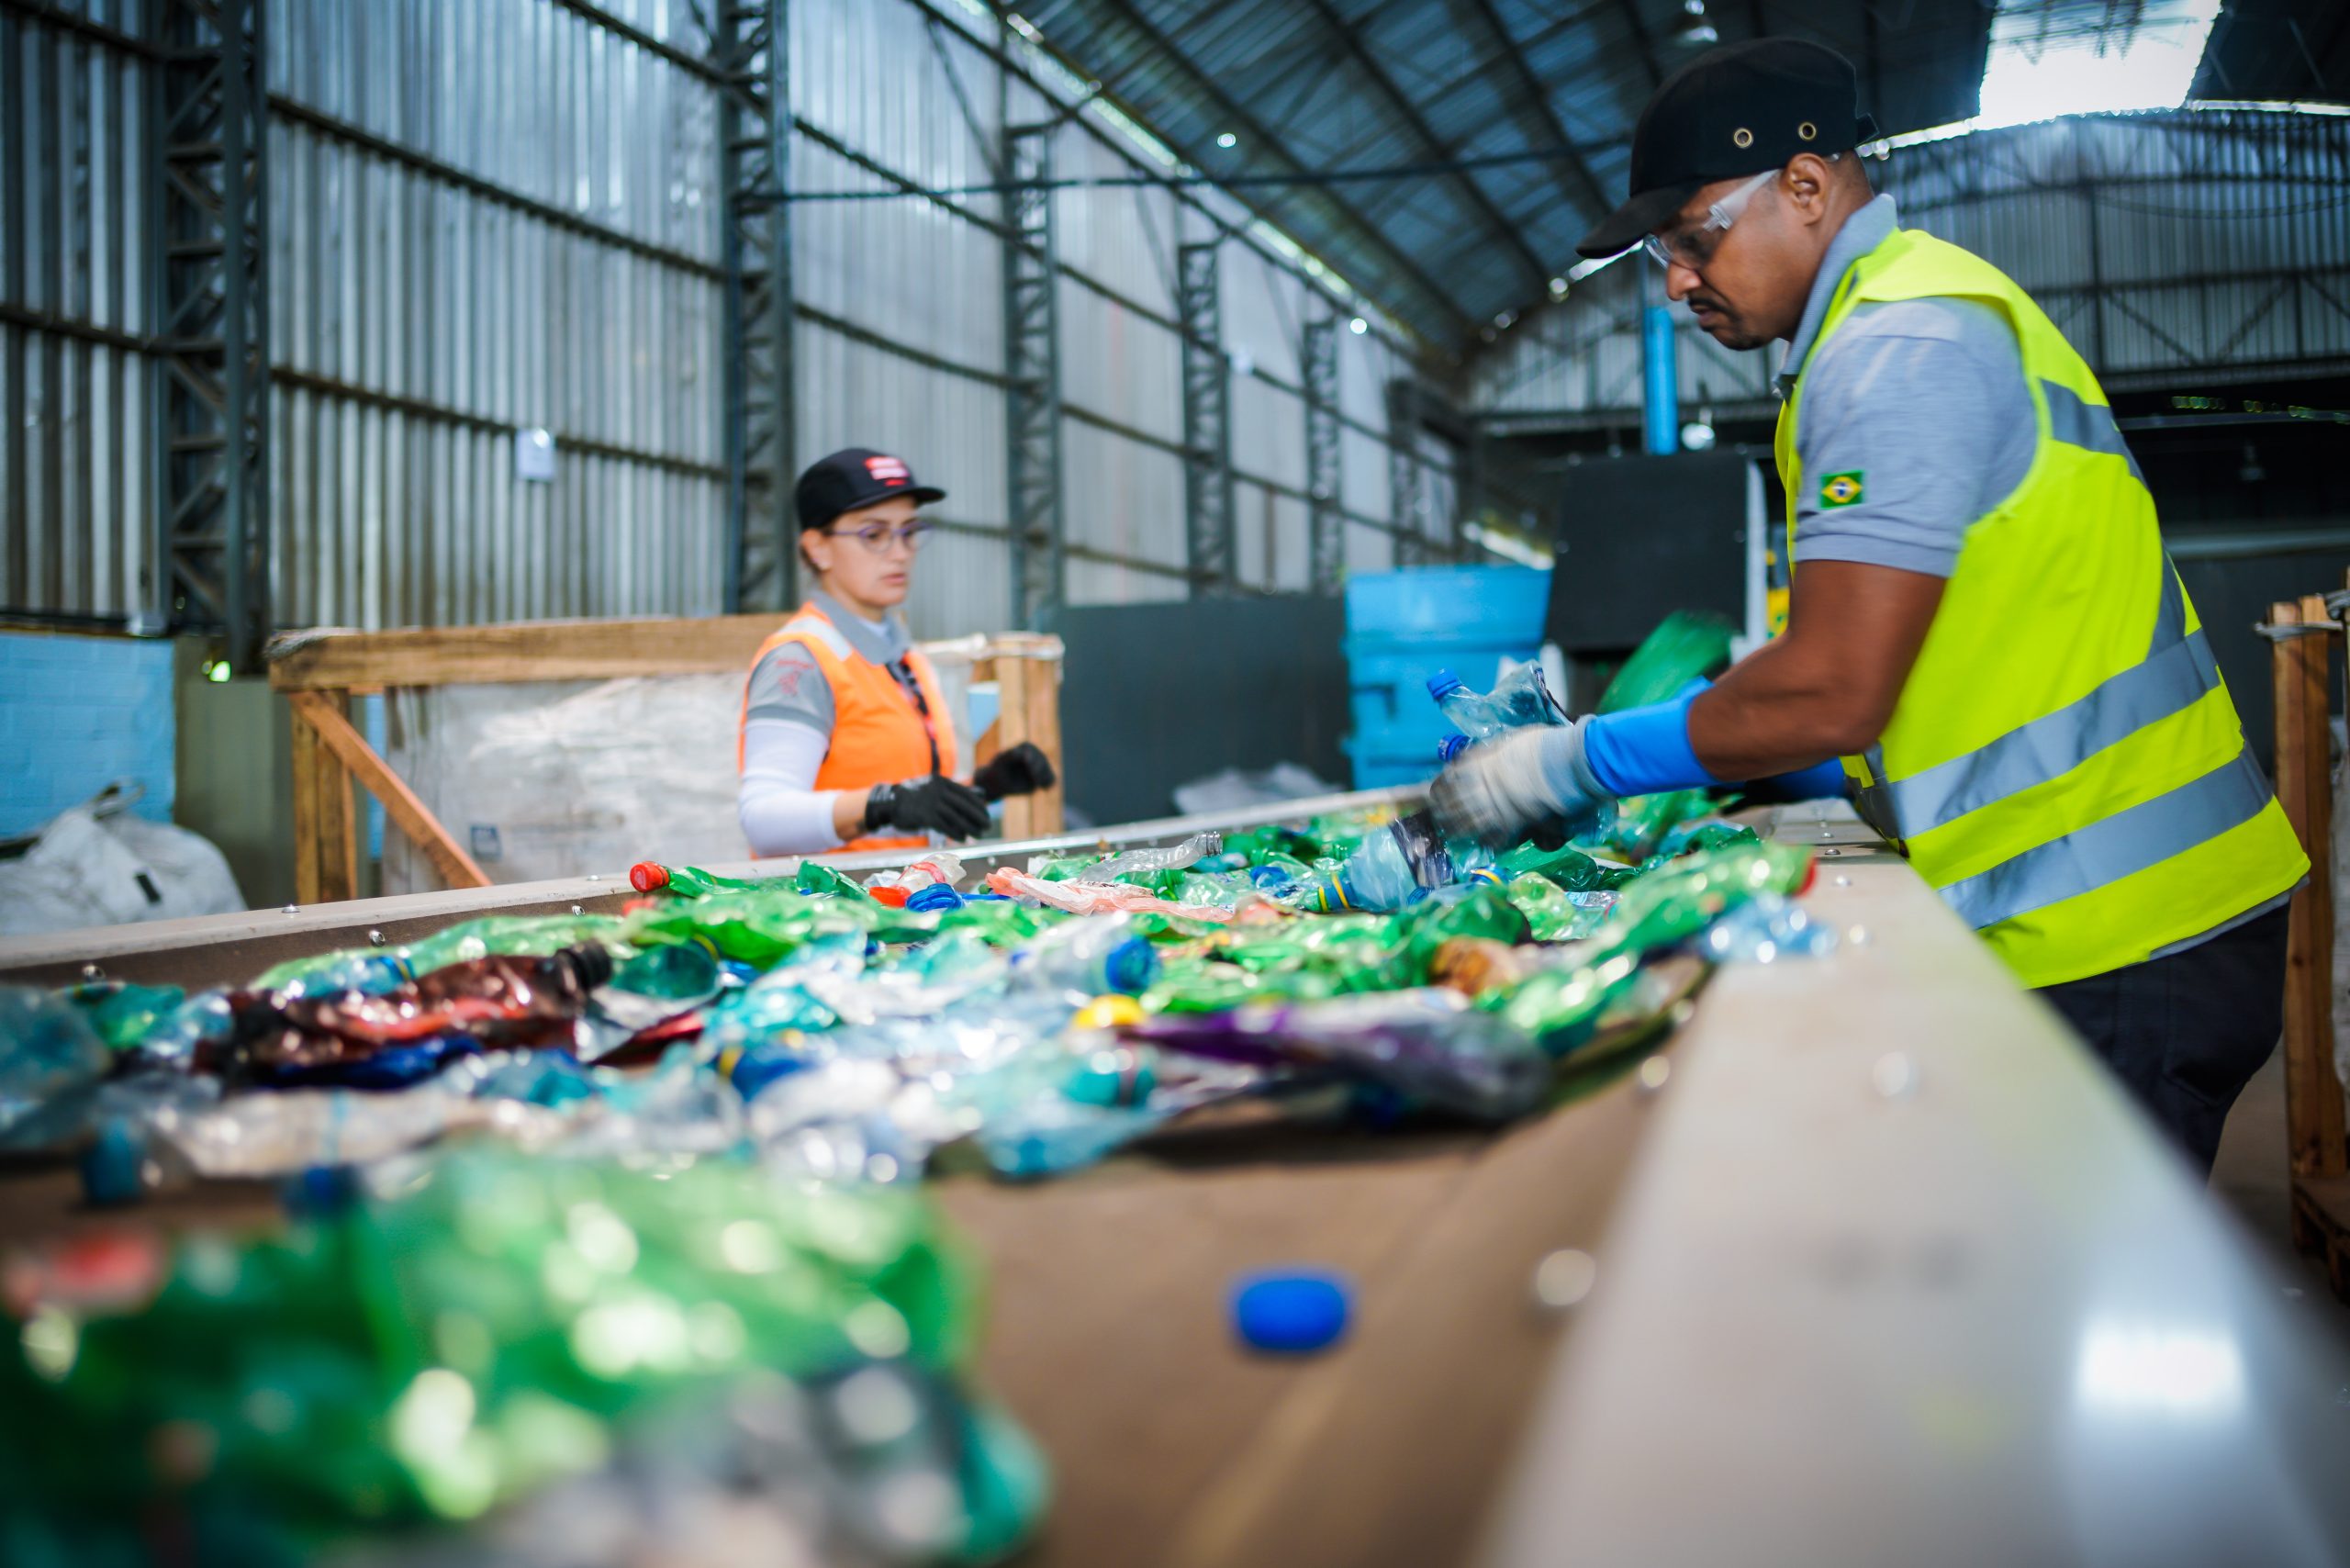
[2037,907,2290,1179]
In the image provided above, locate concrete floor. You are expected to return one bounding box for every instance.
[2211,1043,2350,1342]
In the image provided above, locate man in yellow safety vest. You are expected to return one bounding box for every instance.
[1433,38,2309,1176]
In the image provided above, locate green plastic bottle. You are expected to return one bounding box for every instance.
[628,861,785,897]
[0,1150,1046,1562]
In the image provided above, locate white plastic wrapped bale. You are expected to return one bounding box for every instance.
[0,804,246,937]
[380,657,980,893]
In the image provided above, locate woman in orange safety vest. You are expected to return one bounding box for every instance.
[736,448,1054,856]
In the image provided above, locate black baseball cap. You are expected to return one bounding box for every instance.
[1576,39,1879,260]
[794,447,946,532]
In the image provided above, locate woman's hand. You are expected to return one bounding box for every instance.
[973,742,1057,802]
[864,775,992,839]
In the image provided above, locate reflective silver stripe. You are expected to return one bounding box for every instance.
[1873,563,2207,837]
[2042,379,2146,488]
[1937,748,2276,931]
[1878,632,2221,835]
[2147,552,2185,654]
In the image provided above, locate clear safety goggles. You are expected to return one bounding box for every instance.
[1642,157,1837,271]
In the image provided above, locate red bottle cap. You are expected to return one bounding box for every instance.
[867,885,911,908]
[629,862,669,892]
[1797,857,1818,896]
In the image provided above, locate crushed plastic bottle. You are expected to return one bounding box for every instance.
[1428,661,1568,761]
[1701,890,1837,964]
[1073,831,1222,884]
[867,851,968,901]
[0,1149,1048,1564]
[247,949,416,1001]
[0,987,112,1140]
[205,945,617,1084]
[1291,811,1496,913]
[1126,987,1550,1120]
[1005,913,1160,997]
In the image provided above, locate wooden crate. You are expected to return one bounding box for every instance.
[266,615,1063,903]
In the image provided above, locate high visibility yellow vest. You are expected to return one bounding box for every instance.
[735,601,961,856]
[1775,228,2306,988]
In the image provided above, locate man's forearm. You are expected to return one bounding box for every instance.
[1686,636,1877,779]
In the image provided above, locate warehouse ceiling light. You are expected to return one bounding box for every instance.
[1216,131,1238,149]
[1975,0,2222,129]
[1349,317,1369,334]
[1671,0,1718,50]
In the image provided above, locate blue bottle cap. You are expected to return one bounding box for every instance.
[732,1046,812,1103]
[1437,733,1469,764]
[283,1165,364,1217]
[905,882,966,913]
[80,1118,147,1208]
[1427,669,1464,700]
[1102,936,1159,995]
[1231,1270,1351,1354]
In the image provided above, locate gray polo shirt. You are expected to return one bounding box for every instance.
[1775,195,2039,578]
[743,588,919,737]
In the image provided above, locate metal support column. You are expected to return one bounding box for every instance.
[1003,122,1065,628]
[152,0,268,667]
[1178,241,1236,596]
[717,0,796,613]
[1389,380,1427,567]
[1303,316,1343,593]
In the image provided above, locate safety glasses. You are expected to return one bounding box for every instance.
[1642,166,1781,271]
[826,520,933,555]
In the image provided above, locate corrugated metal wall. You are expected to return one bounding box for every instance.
[1,0,159,623]
[1471,110,2350,423]
[4,0,1457,642]
[267,0,728,630]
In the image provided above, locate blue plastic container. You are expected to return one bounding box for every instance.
[1344,566,1550,784]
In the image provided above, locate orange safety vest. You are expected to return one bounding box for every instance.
[736,599,961,855]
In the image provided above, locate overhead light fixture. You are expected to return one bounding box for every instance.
[1672,0,1718,49]
[1348,317,1368,335]
[1548,275,1569,297]
[1680,420,1716,452]
[1216,131,1237,149]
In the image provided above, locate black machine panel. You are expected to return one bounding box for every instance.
[1045,595,1349,828]
[1546,452,1755,653]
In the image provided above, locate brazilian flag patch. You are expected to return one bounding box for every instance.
[1820,471,1865,508]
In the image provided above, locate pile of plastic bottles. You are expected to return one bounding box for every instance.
[0,620,1835,1566]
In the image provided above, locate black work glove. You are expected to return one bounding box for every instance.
[864,775,990,840]
[972,742,1057,802]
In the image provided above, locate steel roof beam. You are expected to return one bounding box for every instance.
[1617,0,1664,88]
[1294,0,1556,295]
[1447,0,1614,225]
[1074,0,1479,338]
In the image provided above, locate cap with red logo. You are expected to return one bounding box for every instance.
[794,447,948,532]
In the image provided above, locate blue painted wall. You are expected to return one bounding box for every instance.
[0,631,178,835]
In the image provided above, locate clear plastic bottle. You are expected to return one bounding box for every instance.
[1293,812,1497,913]
[1005,913,1160,996]
[0,986,113,1139]
[1429,662,1569,762]
[252,950,416,1002]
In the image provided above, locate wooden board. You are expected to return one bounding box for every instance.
[2273,595,2347,1180]
[288,690,492,891]
[288,689,358,905]
[268,615,788,690]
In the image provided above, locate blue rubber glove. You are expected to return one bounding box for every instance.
[1753,756,1850,801]
[1581,683,1727,798]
